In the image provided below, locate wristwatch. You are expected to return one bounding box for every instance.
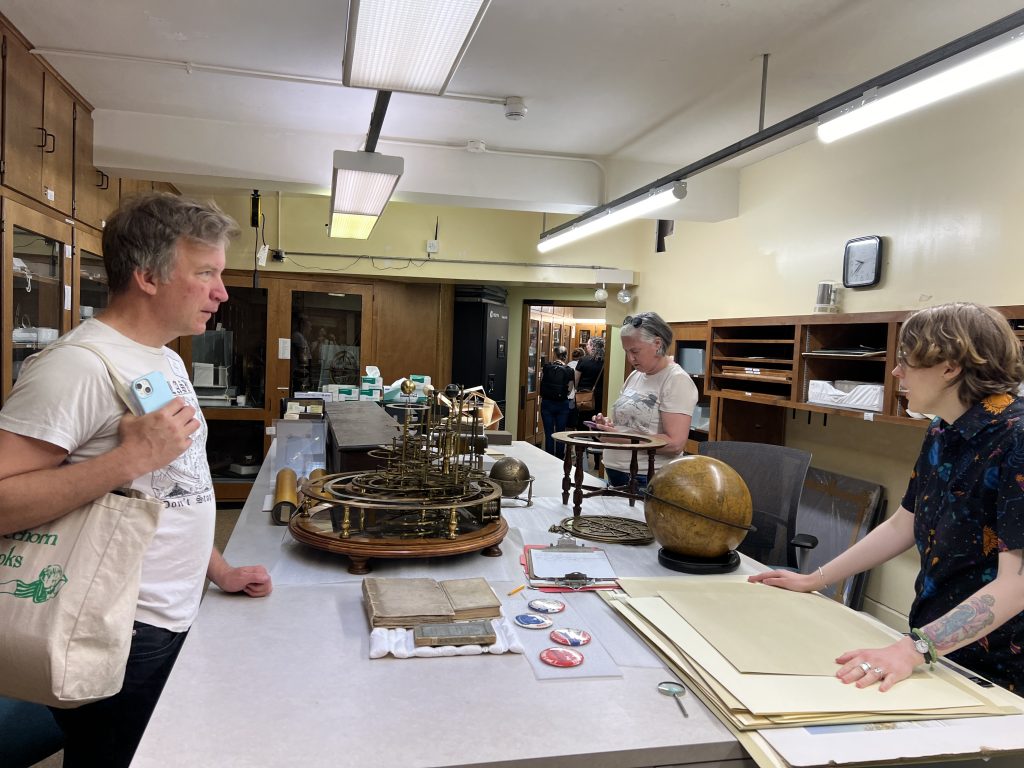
[911,635,930,658]
[908,629,936,667]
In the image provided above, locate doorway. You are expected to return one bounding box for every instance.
[516,301,608,446]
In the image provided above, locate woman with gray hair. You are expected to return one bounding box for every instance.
[591,312,697,489]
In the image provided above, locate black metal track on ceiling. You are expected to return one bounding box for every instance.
[364,90,392,153]
[541,9,1024,241]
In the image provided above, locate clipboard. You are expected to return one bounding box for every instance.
[523,536,618,591]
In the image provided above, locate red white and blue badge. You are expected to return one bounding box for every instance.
[550,627,591,646]
[539,647,584,667]
[528,598,565,613]
[514,613,553,629]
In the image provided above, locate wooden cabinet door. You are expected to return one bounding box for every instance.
[2,30,45,201]
[517,315,543,445]
[72,104,118,228]
[1,198,72,402]
[119,178,155,199]
[41,72,74,215]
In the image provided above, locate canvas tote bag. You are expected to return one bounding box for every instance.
[0,343,162,707]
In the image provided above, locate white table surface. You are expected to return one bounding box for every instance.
[130,440,1024,768]
[131,441,753,768]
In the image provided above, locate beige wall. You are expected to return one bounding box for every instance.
[632,68,1024,626]
[205,71,1024,626]
[208,192,649,287]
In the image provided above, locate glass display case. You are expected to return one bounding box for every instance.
[290,291,362,394]
[526,318,538,394]
[191,284,268,409]
[3,200,72,400]
[77,246,108,324]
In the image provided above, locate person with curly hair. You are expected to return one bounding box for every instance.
[750,303,1024,693]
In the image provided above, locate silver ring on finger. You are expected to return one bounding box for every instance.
[872,667,885,676]
[858,661,872,674]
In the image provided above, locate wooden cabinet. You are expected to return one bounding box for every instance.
[669,321,712,454]
[72,227,109,327]
[73,104,119,230]
[1,197,73,401]
[171,271,451,501]
[1,28,74,215]
[703,307,1024,446]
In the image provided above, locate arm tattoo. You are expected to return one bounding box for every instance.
[927,595,996,651]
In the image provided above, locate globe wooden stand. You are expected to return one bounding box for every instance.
[552,431,665,517]
[546,431,666,544]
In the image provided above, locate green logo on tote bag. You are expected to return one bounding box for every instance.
[0,564,68,603]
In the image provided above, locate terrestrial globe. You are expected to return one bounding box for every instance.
[644,455,752,560]
[489,457,531,497]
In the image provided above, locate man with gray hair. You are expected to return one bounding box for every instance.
[0,193,272,766]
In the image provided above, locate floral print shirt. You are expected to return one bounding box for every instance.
[902,393,1024,691]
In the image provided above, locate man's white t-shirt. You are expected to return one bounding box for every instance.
[604,361,698,474]
[0,319,214,632]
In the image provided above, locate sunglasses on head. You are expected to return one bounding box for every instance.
[622,315,644,328]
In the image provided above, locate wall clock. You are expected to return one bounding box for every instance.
[842,235,883,288]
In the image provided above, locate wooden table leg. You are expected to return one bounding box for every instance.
[561,443,573,504]
[572,444,586,517]
[646,448,657,486]
[628,447,639,507]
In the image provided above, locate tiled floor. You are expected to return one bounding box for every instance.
[28,506,242,768]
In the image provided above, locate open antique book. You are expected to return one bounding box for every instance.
[362,576,501,629]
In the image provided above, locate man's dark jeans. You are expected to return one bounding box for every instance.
[50,621,187,768]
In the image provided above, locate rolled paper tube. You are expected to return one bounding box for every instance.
[271,467,298,525]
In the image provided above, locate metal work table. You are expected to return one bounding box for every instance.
[131,441,751,768]
[131,441,1022,768]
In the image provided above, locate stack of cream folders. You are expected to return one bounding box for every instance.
[603,577,1023,768]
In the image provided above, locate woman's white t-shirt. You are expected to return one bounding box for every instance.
[604,361,697,473]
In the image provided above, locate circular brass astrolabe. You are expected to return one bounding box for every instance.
[550,515,654,545]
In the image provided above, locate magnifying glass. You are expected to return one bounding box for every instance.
[657,680,688,718]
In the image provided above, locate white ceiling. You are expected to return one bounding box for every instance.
[3,0,1022,214]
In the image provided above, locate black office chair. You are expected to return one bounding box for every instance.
[697,441,812,569]
[792,467,886,610]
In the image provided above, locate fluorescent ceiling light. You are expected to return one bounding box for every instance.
[537,182,687,254]
[329,150,403,239]
[818,30,1024,143]
[343,0,492,95]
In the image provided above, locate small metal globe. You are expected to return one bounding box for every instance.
[400,378,416,395]
[489,457,531,497]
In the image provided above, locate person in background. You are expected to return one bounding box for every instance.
[290,312,313,392]
[567,346,586,428]
[750,302,1024,693]
[591,312,696,489]
[0,193,273,766]
[575,336,606,427]
[538,345,574,457]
